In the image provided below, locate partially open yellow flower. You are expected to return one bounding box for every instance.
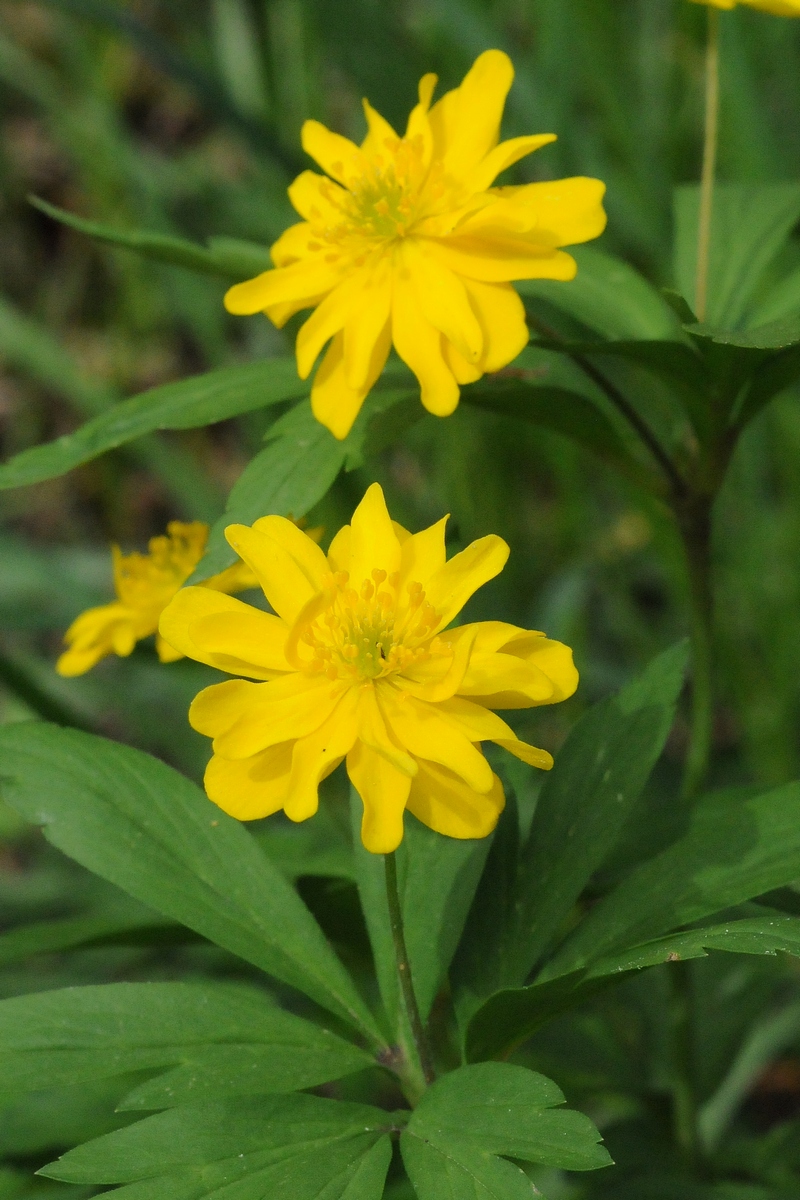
[56,521,259,677]
[159,485,578,854]
[689,0,800,12]
[224,49,606,441]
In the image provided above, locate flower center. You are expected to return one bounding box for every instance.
[315,136,448,249]
[298,569,447,682]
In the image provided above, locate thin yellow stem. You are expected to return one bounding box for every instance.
[695,7,720,322]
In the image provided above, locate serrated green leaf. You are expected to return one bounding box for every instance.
[401,1062,610,1200]
[674,184,800,330]
[0,723,384,1045]
[29,197,272,280]
[465,916,800,1062]
[543,782,800,980]
[0,361,305,490]
[519,245,683,341]
[40,1095,395,1200]
[0,982,372,1105]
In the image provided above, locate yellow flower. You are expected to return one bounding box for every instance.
[224,49,606,441]
[158,485,578,854]
[689,0,800,12]
[56,521,259,677]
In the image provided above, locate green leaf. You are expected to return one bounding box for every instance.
[519,245,683,341]
[674,184,800,330]
[0,982,373,1105]
[686,316,800,351]
[734,344,800,428]
[0,723,383,1045]
[543,781,800,980]
[457,643,689,1013]
[29,197,272,280]
[401,1062,610,1200]
[748,262,800,329]
[0,360,306,490]
[0,906,178,967]
[462,378,656,491]
[191,389,417,581]
[40,1095,394,1200]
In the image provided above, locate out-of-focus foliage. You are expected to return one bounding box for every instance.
[2,2,800,1198]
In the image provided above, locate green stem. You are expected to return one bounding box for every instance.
[384,852,435,1088]
[677,497,714,801]
[695,7,720,322]
[669,960,702,1174]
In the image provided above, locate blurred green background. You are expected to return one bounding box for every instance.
[2,2,800,1193]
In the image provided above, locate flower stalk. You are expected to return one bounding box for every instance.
[695,6,720,321]
[384,851,436,1088]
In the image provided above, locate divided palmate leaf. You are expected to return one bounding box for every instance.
[40,1094,394,1200]
[0,360,306,490]
[0,982,373,1106]
[465,915,800,1061]
[0,905,180,967]
[401,1062,611,1200]
[542,781,800,980]
[0,723,383,1046]
[454,642,689,1017]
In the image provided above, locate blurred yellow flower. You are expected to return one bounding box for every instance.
[56,521,259,677]
[159,484,578,854]
[690,0,800,12]
[224,49,606,440]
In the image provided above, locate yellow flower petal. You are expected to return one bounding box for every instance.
[326,524,351,573]
[430,236,579,284]
[205,743,294,821]
[349,482,403,584]
[287,171,347,224]
[284,689,361,822]
[296,270,371,379]
[464,279,529,373]
[378,685,494,794]
[398,515,448,593]
[156,634,183,663]
[435,49,514,182]
[357,683,417,776]
[301,119,366,186]
[361,99,400,156]
[392,272,460,417]
[224,259,340,317]
[343,276,393,391]
[453,626,579,708]
[407,759,505,840]
[402,241,484,365]
[347,741,411,854]
[424,534,509,630]
[495,739,553,770]
[224,520,327,625]
[470,133,557,192]
[190,678,265,738]
[269,221,316,267]
[212,674,346,759]
[311,326,392,439]
[159,587,289,679]
[56,603,140,677]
